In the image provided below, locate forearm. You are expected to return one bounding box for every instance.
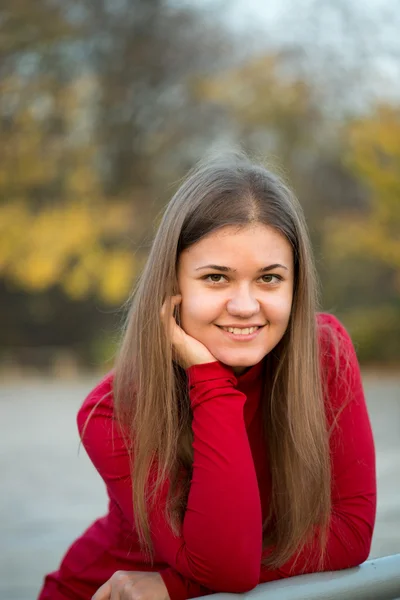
[154,362,262,592]
[261,495,376,583]
[160,567,212,600]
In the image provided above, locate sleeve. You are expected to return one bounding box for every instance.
[259,314,377,583]
[77,362,263,599]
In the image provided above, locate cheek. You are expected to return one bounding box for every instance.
[261,293,293,323]
[180,293,220,329]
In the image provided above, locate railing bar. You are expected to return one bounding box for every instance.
[194,554,400,600]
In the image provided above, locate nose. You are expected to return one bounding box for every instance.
[226,285,260,318]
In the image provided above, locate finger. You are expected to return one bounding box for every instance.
[161,295,182,329]
[92,580,112,600]
[160,294,179,318]
[110,583,121,600]
[171,295,182,321]
[109,571,131,600]
[171,294,182,308]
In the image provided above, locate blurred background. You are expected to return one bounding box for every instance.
[0,0,399,598]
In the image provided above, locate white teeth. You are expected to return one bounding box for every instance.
[222,326,259,335]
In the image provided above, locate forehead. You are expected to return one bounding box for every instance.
[179,224,293,267]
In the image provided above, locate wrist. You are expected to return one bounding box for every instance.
[186,360,236,385]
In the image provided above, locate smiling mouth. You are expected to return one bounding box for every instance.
[216,325,265,335]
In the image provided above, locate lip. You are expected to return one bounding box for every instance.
[216,324,266,328]
[216,324,265,342]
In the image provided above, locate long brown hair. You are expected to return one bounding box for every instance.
[113,151,332,569]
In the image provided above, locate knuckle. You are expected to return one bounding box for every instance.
[111,570,127,584]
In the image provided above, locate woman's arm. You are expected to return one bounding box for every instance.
[78,361,263,599]
[259,314,377,582]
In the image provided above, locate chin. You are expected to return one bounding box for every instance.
[213,349,267,369]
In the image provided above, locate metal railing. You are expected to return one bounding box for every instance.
[196,554,400,600]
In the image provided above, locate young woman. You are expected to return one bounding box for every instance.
[38,152,376,600]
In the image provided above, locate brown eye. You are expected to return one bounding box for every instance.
[260,274,282,284]
[203,274,227,283]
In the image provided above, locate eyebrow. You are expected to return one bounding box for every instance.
[195,263,288,273]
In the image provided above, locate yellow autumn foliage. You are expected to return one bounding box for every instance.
[0,200,136,302]
[325,104,400,272]
[0,75,137,305]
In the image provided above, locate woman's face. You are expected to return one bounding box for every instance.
[177,223,294,374]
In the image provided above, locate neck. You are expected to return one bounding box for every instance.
[233,366,251,376]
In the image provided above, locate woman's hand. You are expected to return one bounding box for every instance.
[92,570,170,600]
[161,294,217,369]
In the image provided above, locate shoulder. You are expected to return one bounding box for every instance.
[316,312,356,366]
[317,311,351,340]
[76,371,115,437]
[316,313,362,411]
[76,371,133,479]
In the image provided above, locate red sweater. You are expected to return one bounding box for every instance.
[38,314,376,600]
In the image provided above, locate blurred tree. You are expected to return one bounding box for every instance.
[191,52,351,257]
[323,105,400,279]
[0,75,136,305]
[1,0,399,366]
[191,51,364,220]
[76,0,231,204]
[193,54,323,167]
[321,104,400,362]
[0,0,76,61]
[267,0,400,115]
[335,105,399,271]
